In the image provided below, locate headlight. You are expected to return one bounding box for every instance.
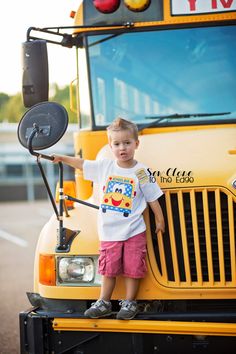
[57,256,101,286]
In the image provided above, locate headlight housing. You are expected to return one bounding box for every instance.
[57,256,101,286]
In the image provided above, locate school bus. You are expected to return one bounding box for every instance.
[19,1,236,353]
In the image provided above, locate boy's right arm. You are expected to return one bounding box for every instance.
[52,155,84,170]
[148,199,165,234]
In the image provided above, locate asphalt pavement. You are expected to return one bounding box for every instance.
[0,200,52,354]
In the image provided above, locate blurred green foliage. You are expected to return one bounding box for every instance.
[0,84,77,123]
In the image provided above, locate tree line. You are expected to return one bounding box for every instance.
[0,84,77,124]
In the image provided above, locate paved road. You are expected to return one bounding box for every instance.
[0,201,53,354]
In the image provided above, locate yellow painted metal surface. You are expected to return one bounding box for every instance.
[52,318,236,337]
[73,0,236,33]
[33,0,236,309]
[73,124,236,198]
[34,124,236,300]
[74,130,108,199]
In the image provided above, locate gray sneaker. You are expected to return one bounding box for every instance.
[116,300,138,320]
[84,299,112,318]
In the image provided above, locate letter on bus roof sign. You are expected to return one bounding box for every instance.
[171,0,236,15]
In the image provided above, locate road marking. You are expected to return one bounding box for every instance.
[0,229,28,247]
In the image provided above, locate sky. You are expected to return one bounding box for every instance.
[0,0,81,95]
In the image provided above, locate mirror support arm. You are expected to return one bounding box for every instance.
[27,127,79,252]
[27,125,55,161]
[27,126,59,219]
[56,161,79,253]
[37,157,60,220]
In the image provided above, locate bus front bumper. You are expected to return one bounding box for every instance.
[53,317,236,336]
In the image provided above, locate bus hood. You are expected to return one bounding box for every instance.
[98,125,236,194]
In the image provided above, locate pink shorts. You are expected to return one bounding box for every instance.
[98,231,147,279]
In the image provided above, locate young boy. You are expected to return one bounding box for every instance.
[52,117,165,320]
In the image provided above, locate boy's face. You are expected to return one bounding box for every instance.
[109,129,139,165]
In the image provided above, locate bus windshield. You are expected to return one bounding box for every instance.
[87,25,236,128]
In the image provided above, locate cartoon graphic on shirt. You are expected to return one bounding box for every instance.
[101,175,136,217]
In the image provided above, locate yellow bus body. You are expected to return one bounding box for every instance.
[22,2,236,352]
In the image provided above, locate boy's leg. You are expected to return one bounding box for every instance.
[84,276,116,318]
[116,277,140,319]
[123,231,147,279]
[98,240,123,299]
[84,241,122,318]
[100,275,116,301]
[117,232,147,320]
[124,277,140,301]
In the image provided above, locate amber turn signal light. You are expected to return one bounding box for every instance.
[39,254,56,286]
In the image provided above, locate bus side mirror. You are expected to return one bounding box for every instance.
[22,40,49,108]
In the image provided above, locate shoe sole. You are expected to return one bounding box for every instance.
[116,311,138,320]
[84,311,113,319]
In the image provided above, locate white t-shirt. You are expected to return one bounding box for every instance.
[83,158,163,241]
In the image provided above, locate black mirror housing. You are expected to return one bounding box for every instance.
[22,40,49,107]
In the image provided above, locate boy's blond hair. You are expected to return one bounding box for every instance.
[107,117,138,141]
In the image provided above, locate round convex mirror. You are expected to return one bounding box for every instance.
[17,101,68,150]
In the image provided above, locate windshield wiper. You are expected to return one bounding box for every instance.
[146,112,231,119]
[138,112,231,131]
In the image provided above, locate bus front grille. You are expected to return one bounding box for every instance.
[149,187,236,288]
